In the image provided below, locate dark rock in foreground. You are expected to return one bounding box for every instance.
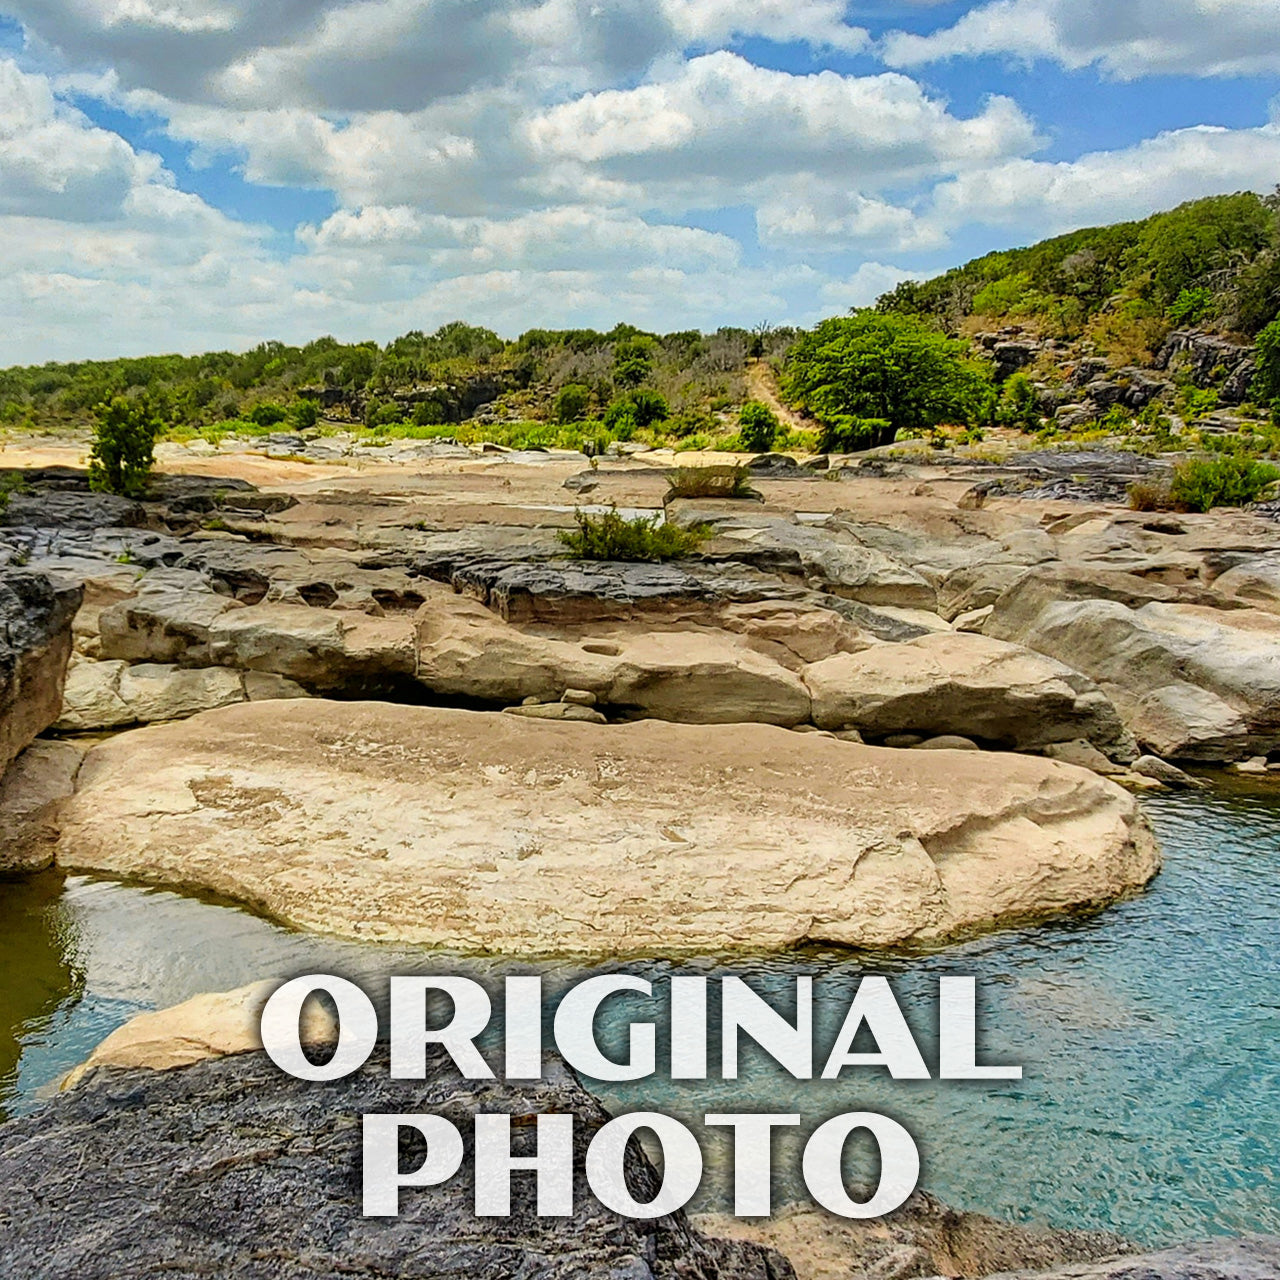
[982,1234,1280,1279]
[0,569,81,775]
[0,1048,790,1280]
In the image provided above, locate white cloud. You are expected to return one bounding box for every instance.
[0,59,159,220]
[526,52,1039,205]
[818,262,932,312]
[927,120,1280,236]
[883,0,1280,79]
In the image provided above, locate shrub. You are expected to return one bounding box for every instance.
[997,372,1041,430]
[1254,318,1280,404]
[412,397,449,426]
[555,383,592,424]
[817,416,896,454]
[665,465,754,500]
[89,396,162,498]
[738,401,780,452]
[1127,481,1173,511]
[288,399,320,430]
[365,399,404,430]
[1167,287,1215,326]
[783,312,993,436]
[0,471,28,511]
[558,507,709,561]
[1168,455,1280,511]
[249,402,288,427]
[603,389,669,439]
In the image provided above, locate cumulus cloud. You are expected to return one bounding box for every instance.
[927,120,1280,236]
[882,0,1280,79]
[526,52,1038,204]
[0,58,159,220]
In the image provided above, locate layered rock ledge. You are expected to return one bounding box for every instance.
[54,700,1160,955]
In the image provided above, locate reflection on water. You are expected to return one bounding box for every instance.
[0,785,1276,1246]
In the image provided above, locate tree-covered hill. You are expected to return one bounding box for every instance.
[878,189,1280,342]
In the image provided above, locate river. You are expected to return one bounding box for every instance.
[2,782,1276,1247]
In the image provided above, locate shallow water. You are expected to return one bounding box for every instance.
[1,784,1276,1246]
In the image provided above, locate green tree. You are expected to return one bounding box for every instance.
[89,396,162,498]
[555,383,592,423]
[1254,318,1280,404]
[782,312,992,437]
[738,400,779,452]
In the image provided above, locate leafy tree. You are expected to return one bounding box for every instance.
[289,398,320,430]
[1254,318,1280,405]
[89,396,162,498]
[612,337,656,388]
[555,383,592,423]
[782,312,992,437]
[738,400,779,452]
[997,371,1041,430]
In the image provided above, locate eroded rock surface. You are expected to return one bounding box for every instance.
[697,1198,1129,1280]
[980,1235,1280,1280]
[55,700,1160,954]
[0,569,81,776]
[0,1047,789,1280]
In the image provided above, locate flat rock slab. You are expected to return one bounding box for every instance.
[55,701,1160,955]
[0,1048,786,1280]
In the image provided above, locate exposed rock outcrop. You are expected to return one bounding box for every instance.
[988,590,1280,761]
[0,740,82,875]
[0,570,82,776]
[54,700,1160,954]
[697,1198,1129,1280]
[981,1235,1280,1280]
[805,632,1135,756]
[0,1046,788,1280]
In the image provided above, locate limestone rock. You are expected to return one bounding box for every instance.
[1041,740,1126,776]
[1214,553,1280,614]
[55,700,1160,955]
[805,632,1133,756]
[980,1235,1280,1280]
[0,1047,787,1280]
[416,596,812,726]
[988,595,1280,761]
[1131,755,1207,790]
[915,735,980,751]
[0,570,82,776]
[61,981,337,1089]
[0,740,83,875]
[503,702,607,723]
[696,1195,1128,1280]
[98,569,240,665]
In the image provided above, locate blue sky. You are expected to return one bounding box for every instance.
[2,0,1279,363]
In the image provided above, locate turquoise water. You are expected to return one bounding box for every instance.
[2,784,1277,1246]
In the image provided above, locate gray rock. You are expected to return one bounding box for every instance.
[0,1048,789,1279]
[0,570,82,775]
[915,735,980,751]
[1042,740,1126,776]
[980,1234,1280,1279]
[504,702,607,723]
[1131,755,1208,790]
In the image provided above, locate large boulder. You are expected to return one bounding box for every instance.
[415,596,812,725]
[55,700,1160,955]
[55,659,307,731]
[0,570,82,775]
[804,632,1134,756]
[1213,553,1280,614]
[988,594,1280,761]
[0,740,82,876]
[0,1045,787,1280]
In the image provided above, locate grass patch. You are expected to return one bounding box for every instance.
[558,507,710,561]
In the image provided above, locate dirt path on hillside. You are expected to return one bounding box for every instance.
[744,359,810,433]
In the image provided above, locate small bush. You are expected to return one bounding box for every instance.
[665,465,754,501]
[1127,481,1173,511]
[558,507,709,561]
[555,383,592,424]
[738,400,780,452]
[817,416,896,453]
[1168,455,1280,512]
[288,399,320,430]
[249,402,288,427]
[1167,287,1215,326]
[89,396,162,498]
[0,471,29,511]
[997,372,1041,430]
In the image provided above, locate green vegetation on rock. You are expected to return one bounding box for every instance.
[88,396,162,498]
[558,508,709,561]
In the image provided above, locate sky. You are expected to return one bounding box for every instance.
[2,1,1280,365]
